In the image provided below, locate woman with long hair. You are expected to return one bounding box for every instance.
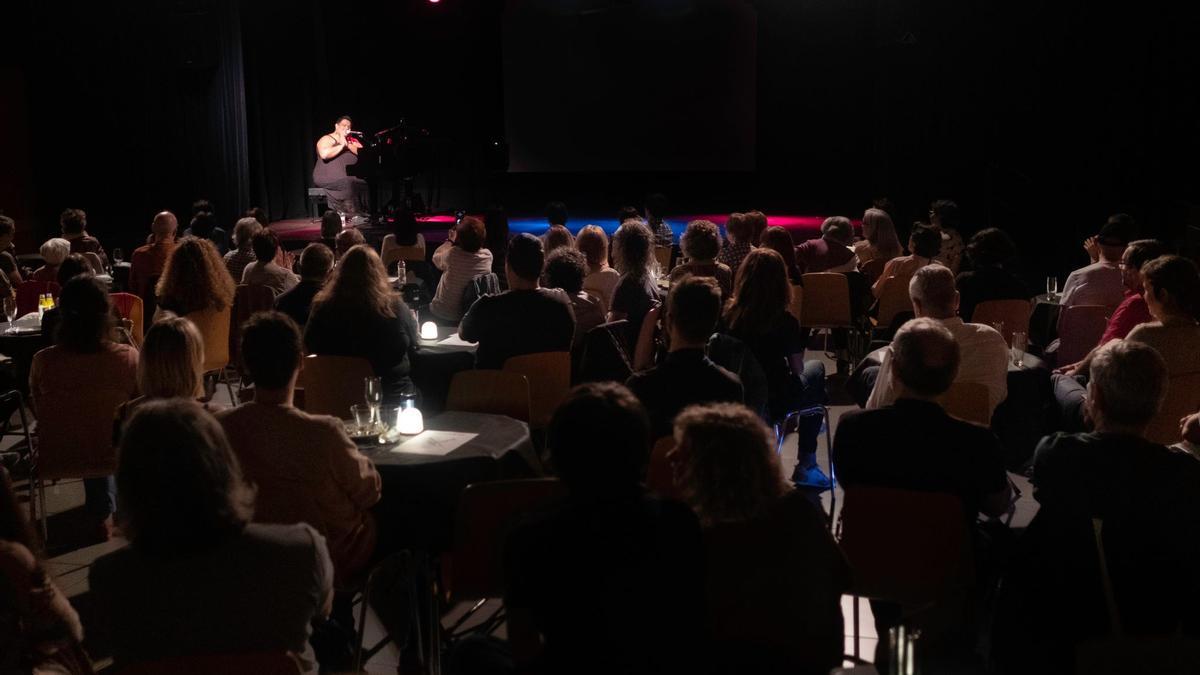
[156,236,236,318]
[304,244,419,400]
[721,248,828,487]
[758,226,803,285]
[577,224,621,314]
[854,207,903,267]
[114,316,212,444]
[610,220,662,346]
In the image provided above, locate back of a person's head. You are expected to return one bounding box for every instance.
[544,201,568,227]
[724,212,751,244]
[908,264,958,318]
[930,199,960,229]
[391,206,417,242]
[139,316,205,399]
[645,193,668,222]
[544,247,587,295]
[862,207,899,248]
[1088,339,1167,430]
[233,217,261,249]
[507,233,545,283]
[55,275,112,353]
[617,206,641,225]
[0,215,14,239]
[316,245,397,320]
[189,211,215,239]
[542,225,573,254]
[157,237,236,313]
[1098,213,1138,250]
[298,243,334,281]
[60,208,87,235]
[191,199,213,218]
[575,225,609,268]
[1142,254,1200,320]
[1125,239,1170,272]
[725,248,790,334]
[455,216,486,253]
[335,227,366,257]
[39,238,72,266]
[151,211,178,238]
[56,254,92,287]
[251,229,280,264]
[548,382,650,496]
[965,228,1018,268]
[240,311,303,390]
[117,399,253,558]
[744,210,768,245]
[681,220,721,262]
[820,216,854,246]
[612,220,653,276]
[245,207,269,228]
[909,223,942,258]
[319,210,342,240]
[673,402,786,525]
[668,275,722,344]
[758,226,800,273]
[891,317,960,397]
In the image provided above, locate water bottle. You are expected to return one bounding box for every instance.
[398,259,407,285]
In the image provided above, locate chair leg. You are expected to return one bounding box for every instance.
[852,595,861,660]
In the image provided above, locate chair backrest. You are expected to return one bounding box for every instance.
[116,651,303,675]
[787,283,804,322]
[35,381,131,481]
[859,257,888,284]
[1055,304,1109,366]
[82,252,106,276]
[838,485,971,605]
[645,436,681,501]
[1145,372,1200,446]
[800,273,852,328]
[706,333,769,419]
[230,285,278,370]
[577,320,632,384]
[653,246,673,275]
[936,381,992,427]
[15,281,60,317]
[183,306,232,373]
[461,272,501,315]
[632,304,662,372]
[109,292,145,348]
[502,351,571,429]
[875,275,914,329]
[446,370,531,423]
[295,354,375,418]
[970,299,1032,346]
[381,235,426,269]
[449,478,567,600]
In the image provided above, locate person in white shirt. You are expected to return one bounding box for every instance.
[240,229,299,295]
[1058,214,1137,311]
[430,216,493,322]
[864,264,1009,416]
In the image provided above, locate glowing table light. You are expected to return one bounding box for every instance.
[397,407,424,435]
[420,321,438,340]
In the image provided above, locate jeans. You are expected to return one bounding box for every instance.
[84,475,116,517]
[1052,372,1088,433]
[791,360,829,469]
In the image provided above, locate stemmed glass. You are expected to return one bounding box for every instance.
[364,376,383,430]
[3,297,16,334]
[1045,276,1058,299]
[112,248,124,266]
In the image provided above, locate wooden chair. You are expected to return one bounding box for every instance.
[109,292,145,347]
[936,381,992,427]
[653,246,673,275]
[800,273,853,329]
[787,283,804,322]
[503,352,571,430]
[15,280,60,317]
[116,651,303,674]
[446,370,531,423]
[381,235,427,271]
[646,436,680,500]
[971,299,1032,347]
[1054,304,1108,366]
[872,275,913,332]
[859,257,888,285]
[1145,372,1200,446]
[295,354,375,418]
[184,305,235,402]
[632,304,662,372]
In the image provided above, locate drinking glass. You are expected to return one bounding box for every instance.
[364,376,383,426]
[350,404,372,434]
[3,297,16,334]
[1011,331,1028,367]
[1045,276,1058,298]
[112,248,125,265]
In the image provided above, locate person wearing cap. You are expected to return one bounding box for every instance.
[1058,214,1137,311]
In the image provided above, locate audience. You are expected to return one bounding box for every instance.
[758,225,803,285]
[609,220,662,347]
[114,315,212,443]
[669,220,733,297]
[954,227,1031,321]
[645,193,674,246]
[223,217,261,282]
[577,224,620,314]
[460,233,574,369]
[503,383,706,675]
[244,206,269,228]
[671,403,849,675]
[36,254,92,343]
[305,245,419,401]
[129,211,178,300]
[91,399,332,672]
[184,201,228,256]
[1059,214,1137,311]
[796,216,857,274]
[240,229,299,294]
[543,247,604,352]
[872,222,942,297]
[221,312,381,585]
[540,201,574,253]
[716,212,754,279]
[995,340,1200,674]
[431,216,493,323]
[155,237,236,318]
[59,208,109,268]
[30,277,139,540]
[928,199,965,272]
[626,276,742,438]
[1126,255,1200,375]
[334,227,366,260]
[862,264,1009,416]
[744,210,769,247]
[33,237,72,283]
[853,207,903,268]
[319,209,341,251]
[274,243,333,327]
[0,215,20,295]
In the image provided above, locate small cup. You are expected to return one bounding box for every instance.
[1011,331,1028,367]
[351,404,373,434]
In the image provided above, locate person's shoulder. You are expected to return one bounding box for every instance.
[0,540,37,577]
[243,521,327,555]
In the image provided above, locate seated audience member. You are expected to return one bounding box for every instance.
[275,243,333,327]
[0,467,88,673]
[221,312,381,584]
[872,222,942,297]
[853,207,903,269]
[91,399,333,672]
[796,216,857,274]
[305,246,419,400]
[30,277,139,540]
[627,276,742,438]
[609,220,662,347]
[319,209,341,251]
[460,234,574,369]
[540,201,574,254]
[0,215,21,279]
[380,206,425,268]
[645,193,675,246]
[484,207,510,283]
[929,199,965,273]
[37,254,93,343]
[862,264,1009,415]
[577,224,621,314]
[115,316,212,438]
[32,237,72,283]
[156,237,236,318]
[758,225,803,285]
[430,216,493,323]
[617,205,642,225]
[183,201,228,256]
[59,208,109,268]
[240,229,298,295]
[503,383,707,675]
[671,403,849,675]
[128,211,178,300]
[744,210,769,247]
[223,217,261,282]
[669,220,734,297]
[994,340,1200,674]
[334,227,365,260]
[954,228,1032,322]
[717,212,754,280]
[1059,214,1137,311]
[543,247,604,352]
[721,248,827,487]
[244,206,269,228]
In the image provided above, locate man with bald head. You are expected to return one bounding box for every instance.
[129,211,178,300]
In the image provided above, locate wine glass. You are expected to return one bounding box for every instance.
[3,297,16,334]
[112,248,125,266]
[1045,276,1058,299]
[364,376,383,429]
[1011,331,1028,367]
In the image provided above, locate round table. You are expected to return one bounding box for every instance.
[0,314,48,395]
[993,351,1053,471]
[1029,293,1062,350]
[415,322,477,357]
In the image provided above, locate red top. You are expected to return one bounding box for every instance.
[1098,289,1152,345]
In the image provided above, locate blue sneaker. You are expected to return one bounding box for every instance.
[792,464,833,491]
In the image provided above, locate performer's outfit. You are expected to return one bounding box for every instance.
[313,138,368,215]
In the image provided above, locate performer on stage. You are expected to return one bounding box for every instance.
[313,115,368,216]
